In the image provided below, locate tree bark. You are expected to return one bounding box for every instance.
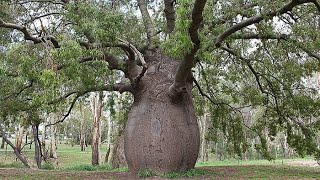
[32,124,42,168]
[0,125,30,168]
[91,92,103,166]
[1,124,5,149]
[105,115,112,163]
[1,137,4,149]
[111,135,126,168]
[124,50,200,174]
[79,101,86,151]
[15,125,24,155]
[200,113,208,162]
[49,115,58,165]
[41,125,48,162]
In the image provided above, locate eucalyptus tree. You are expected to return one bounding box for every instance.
[1,0,320,174]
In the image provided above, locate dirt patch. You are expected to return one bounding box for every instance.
[286,160,319,167]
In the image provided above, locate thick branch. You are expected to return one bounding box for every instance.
[215,0,315,47]
[0,18,60,48]
[170,0,207,96]
[164,0,176,33]
[137,0,158,48]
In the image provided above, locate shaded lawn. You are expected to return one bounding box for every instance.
[0,165,319,179]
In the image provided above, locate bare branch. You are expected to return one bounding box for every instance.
[164,0,176,33]
[215,0,315,47]
[302,48,320,62]
[137,0,158,48]
[0,18,60,48]
[230,33,289,40]
[170,0,207,96]
[10,0,65,5]
[1,80,34,101]
[45,82,133,127]
[27,12,61,23]
[45,94,79,127]
[220,46,266,94]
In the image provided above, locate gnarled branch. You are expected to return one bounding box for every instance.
[137,0,158,49]
[170,0,207,97]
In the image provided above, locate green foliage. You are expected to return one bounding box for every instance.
[161,0,193,58]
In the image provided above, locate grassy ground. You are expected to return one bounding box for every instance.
[0,142,319,179]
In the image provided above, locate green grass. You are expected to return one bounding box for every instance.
[162,169,208,179]
[0,140,319,179]
[63,164,113,171]
[195,157,313,167]
[0,161,25,168]
[137,169,156,178]
[0,141,109,168]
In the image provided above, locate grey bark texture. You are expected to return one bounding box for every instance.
[124,50,200,173]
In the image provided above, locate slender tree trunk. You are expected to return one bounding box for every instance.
[105,116,112,163]
[49,115,58,165]
[0,125,30,168]
[32,124,42,168]
[79,102,86,151]
[1,125,5,149]
[15,125,24,153]
[91,92,103,166]
[1,137,4,149]
[200,113,208,162]
[41,125,49,162]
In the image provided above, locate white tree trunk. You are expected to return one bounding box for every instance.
[91,92,103,165]
[50,114,58,166]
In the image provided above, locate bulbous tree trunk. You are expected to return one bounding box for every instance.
[124,50,200,174]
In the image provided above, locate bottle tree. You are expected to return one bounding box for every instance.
[1,0,320,174]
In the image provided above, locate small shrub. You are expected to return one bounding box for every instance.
[41,162,55,170]
[138,169,156,178]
